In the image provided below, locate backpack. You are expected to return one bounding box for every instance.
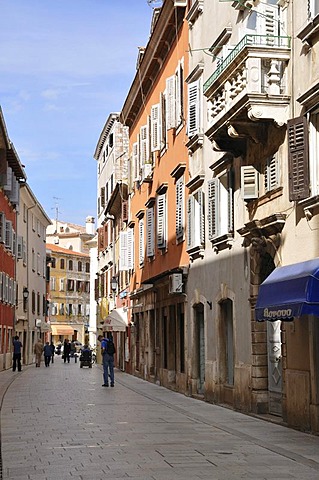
[106,339,116,355]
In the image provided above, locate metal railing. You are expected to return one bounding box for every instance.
[204,34,291,93]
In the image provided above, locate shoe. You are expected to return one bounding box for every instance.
[102,384,109,387]
[111,384,114,387]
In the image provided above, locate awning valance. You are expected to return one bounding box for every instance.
[102,307,127,332]
[256,258,319,321]
[51,325,74,336]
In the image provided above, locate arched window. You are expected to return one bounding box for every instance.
[85,262,90,273]
[78,261,82,272]
[68,260,73,271]
[60,258,65,269]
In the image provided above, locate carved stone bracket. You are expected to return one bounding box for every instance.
[237,213,286,248]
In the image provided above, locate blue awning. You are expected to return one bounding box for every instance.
[255,258,319,321]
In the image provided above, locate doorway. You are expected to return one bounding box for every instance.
[194,303,205,393]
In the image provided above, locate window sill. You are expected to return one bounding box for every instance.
[186,0,204,28]
[187,244,204,261]
[297,14,319,45]
[211,233,234,252]
[186,133,204,155]
[299,194,319,219]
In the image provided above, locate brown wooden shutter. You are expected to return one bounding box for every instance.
[122,201,128,222]
[288,117,310,201]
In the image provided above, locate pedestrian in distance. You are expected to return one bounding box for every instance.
[34,338,44,367]
[12,335,22,372]
[98,332,116,387]
[43,341,52,367]
[63,338,71,363]
[50,342,55,363]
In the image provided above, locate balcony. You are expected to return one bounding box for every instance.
[204,35,291,153]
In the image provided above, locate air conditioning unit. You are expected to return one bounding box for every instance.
[232,0,259,10]
[141,163,153,182]
[169,273,183,294]
[174,0,187,6]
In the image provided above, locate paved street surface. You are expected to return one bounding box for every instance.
[0,360,319,480]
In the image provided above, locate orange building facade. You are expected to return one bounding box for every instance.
[121,2,189,390]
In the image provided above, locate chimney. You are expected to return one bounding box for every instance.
[86,216,95,235]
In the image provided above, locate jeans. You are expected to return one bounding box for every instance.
[44,356,51,367]
[102,353,114,385]
[13,353,22,372]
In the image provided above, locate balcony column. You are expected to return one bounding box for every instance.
[268,60,281,95]
[246,57,262,94]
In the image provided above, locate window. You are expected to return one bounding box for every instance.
[32,291,35,314]
[51,258,56,268]
[157,193,167,250]
[67,279,75,291]
[78,304,82,316]
[42,295,46,316]
[85,262,90,273]
[175,176,185,243]
[32,249,35,271]
[78,261,82,272]
[119,231,129,271]
[139,217,145,266]
[187,80,201,138]
[208,171,233,242]
[59,278,65,291]
[140,123,150,169]
[309,0,319,18]
[151,105,161,152]
[287,117,310,201]
[59,303,65,315]
[241,155,280,201]
[37,292,40,315]
[187,189,205,251]
[68,260,73,271]
[60,258,65,269]
[50,277,56,290]
[0,212,5,243]
[146,207,155,257]
[37,253,41,275]
[5,220,12,251]
[100,187,105,209]
[166,60,184,131]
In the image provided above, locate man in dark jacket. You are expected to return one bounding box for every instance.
[12,335,22,372]
[63,339,71,363]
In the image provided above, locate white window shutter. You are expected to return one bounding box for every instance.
[257,3,279,39]
[12,230,16,257]
[3,167,12,192]
[0,213,5,243]
[151,104,161,152]
[157,194,167,249]
[139,218,145,266]
[127,228,134,270]
[187,80,200,137]
[166,76,176,130]
[227,170,234,233]
[186,197,194,249]
[133,141,140,181]
[198,189,205,246]
[176,62,184,127]
[208,179,218,240]
[5,220,12,250]
[176,177,184,241]
[119,231,128,271]
[265,154,279,192]
[160,92,167,149]
[241,166,259,200]
[140,125,149,167]
[146,207,155,257]
[17,235,23,259]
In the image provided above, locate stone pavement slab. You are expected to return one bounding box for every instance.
[0,360,319,479]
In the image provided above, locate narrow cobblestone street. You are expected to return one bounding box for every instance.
[0,360,319,480]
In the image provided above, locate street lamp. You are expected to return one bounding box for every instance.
[23,287,29,311]
[110,276,117,293]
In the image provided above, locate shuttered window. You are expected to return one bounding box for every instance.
[208,179,218,241]
[127,228,134,270]
[160,92,167,149]
[208,172,234,241]
[157,193,167,249]
[151,104,161,152]
[241,166,259,200]
[176,61,184,128]
[264,154,279,192]
[140,125,149,167]
[187,80,200,137]
[287,117,310,201]
[139,218,145,266]
[132,141,140,181]
[119,231,128,271]
[186,189,204,250]
[166,76,176,130]
[176,177,184,242]
[146,207,155,257]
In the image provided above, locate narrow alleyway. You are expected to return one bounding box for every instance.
[0,360,319,480]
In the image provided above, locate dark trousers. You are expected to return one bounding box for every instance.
[64,353,70,363]
[44,355,51,367]
[13,353,22,372]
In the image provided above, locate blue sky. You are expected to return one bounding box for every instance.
[0,0,154,226]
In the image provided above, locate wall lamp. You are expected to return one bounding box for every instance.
[110,276,118,293]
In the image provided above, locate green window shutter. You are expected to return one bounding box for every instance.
[287,117,310,201]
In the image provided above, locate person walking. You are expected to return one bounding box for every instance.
[63,339,71,363]
[34,338,44,367]
[50,342,55,364]
[12,335,23,372]
[43,342,52,367]
[98,332,116,387]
